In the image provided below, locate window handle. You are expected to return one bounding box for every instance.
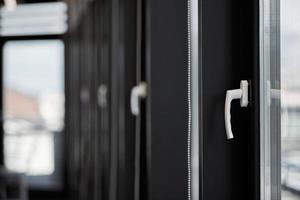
[225,80,249,139]
[130,82,147,116]
[97,84,108,108]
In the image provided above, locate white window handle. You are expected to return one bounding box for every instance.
[225,80,249,139]
[130,82,147,116]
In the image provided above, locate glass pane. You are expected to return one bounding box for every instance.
[3,40,64,178]
[281,0,300,199]
[261,0,300,199]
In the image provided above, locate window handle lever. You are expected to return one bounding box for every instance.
[225,80,249,139]
[130,82,147,116]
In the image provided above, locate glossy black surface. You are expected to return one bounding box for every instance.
[201,0,260,199]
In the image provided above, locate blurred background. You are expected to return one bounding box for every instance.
[0,0,99,199]
[0,0,139,200]
[0,1,67,200]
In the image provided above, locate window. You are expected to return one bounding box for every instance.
[261,0,300,199]
[3,39,64,189]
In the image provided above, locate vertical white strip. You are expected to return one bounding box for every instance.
[189,0,199,199]
[187,0,192,198]
[191,0,199,199]
[260,0,272,199]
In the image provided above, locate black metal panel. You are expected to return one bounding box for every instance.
[0,43,3,167]
[200,0,260,199]
[145,1,188,200]
[109,0,137,199]
[116,1,137,200]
